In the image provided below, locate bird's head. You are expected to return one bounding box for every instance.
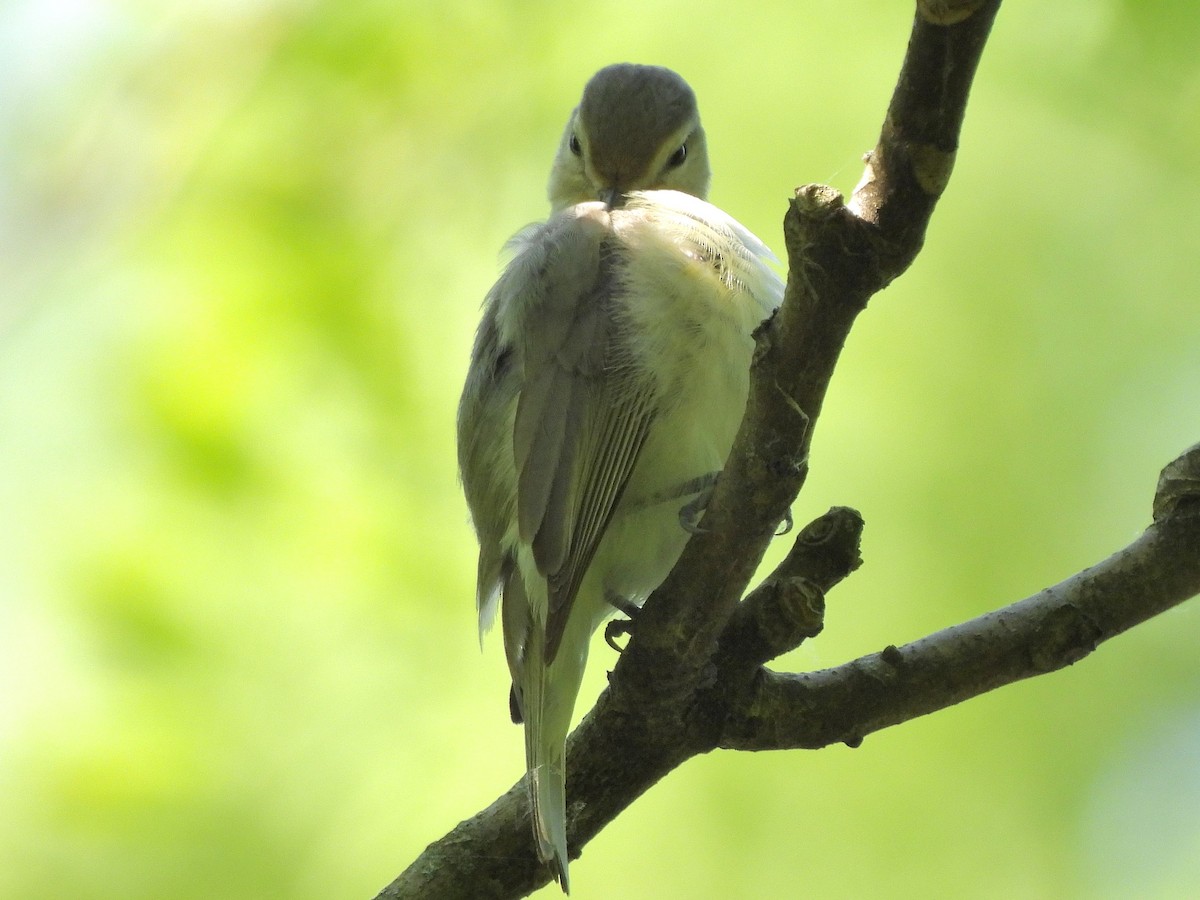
[548,63,710,212]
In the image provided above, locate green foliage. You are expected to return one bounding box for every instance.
[1,1,1198,897]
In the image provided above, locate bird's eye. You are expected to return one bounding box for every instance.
[569,134,582,156]
[667,143,687,168]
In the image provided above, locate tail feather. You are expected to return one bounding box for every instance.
[522,628,572,892]
[506,570,599,893]
[529,752,569,891]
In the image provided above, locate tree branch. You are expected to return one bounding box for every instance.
[376,2,1198,897]
[722,445,1200,751]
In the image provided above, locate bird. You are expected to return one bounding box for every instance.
[457,63,783,892]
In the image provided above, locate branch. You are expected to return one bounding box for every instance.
[371,2,1194,897]
[722,444,1200,751]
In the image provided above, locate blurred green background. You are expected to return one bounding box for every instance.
[2,1,1198,898]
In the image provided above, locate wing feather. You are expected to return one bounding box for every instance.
[498,209,658,664]
[544,378,655,660]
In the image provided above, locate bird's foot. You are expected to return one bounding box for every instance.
[604,593,639,653]
[679,480,716,534]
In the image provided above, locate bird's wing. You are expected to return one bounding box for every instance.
[503,206,656,663]
[457,287,519,640]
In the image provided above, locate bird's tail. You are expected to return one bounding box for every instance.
[521,627,572,892]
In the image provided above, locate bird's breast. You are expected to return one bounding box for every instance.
[608,191,778,417]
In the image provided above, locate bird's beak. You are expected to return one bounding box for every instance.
[599,187,624,209]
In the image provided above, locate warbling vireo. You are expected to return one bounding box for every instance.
[458,63,783,891]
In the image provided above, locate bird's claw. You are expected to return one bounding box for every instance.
[679,487,714,534]
[605,618,634,653]
[604,593,638,652]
